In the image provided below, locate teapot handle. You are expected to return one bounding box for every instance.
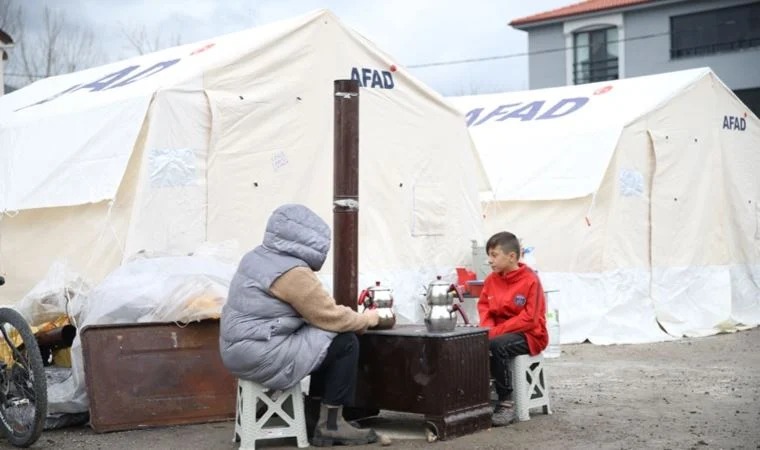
[451,303,470,325]
[358,289,370,307]
[448,283,465,303]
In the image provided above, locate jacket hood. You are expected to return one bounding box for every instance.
[262,204,331,271]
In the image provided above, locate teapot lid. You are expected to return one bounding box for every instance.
[428,275,449,287]
[368,281,391,292]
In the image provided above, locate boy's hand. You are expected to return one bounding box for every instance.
[362,309,380,328]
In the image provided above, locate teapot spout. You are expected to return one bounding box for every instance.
[420,303,430,316]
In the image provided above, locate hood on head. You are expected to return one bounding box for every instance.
[263,204,331,271]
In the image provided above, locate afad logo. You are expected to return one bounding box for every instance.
[722,112,748,131]
[15,43,216,112]
[465,83,612,127]
[464,97,589,126]
[350,65,396,89]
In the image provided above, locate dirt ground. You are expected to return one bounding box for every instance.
[18,327,760,450]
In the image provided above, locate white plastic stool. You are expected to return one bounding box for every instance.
[232,378,309,449]
[509,353,552,421]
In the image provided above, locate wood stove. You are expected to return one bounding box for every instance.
[331,80,492,440]
[354,325,491,439]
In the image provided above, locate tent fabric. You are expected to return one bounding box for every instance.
[0,11,310,212]
[449,68,760,344]
[0,97,151,211]
[0,9,486,329]
[448,68,710,202]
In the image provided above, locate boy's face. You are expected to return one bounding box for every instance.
[487,246,519,274]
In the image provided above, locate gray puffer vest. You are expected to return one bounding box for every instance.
[219,204,336,389]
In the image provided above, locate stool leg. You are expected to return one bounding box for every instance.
[541,365,552,415]
[233,381,242,443]
[292,390,309,448]
[511,356,531,422]
[524,362,542,422]
[240,381,258,450]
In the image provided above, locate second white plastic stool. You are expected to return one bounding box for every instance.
[509,353,552,422]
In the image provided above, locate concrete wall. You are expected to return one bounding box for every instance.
[522,0,760,90]
[526,23,566,89]
[624,0,760,90]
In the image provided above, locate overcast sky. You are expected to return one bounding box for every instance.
[12,0,570,95]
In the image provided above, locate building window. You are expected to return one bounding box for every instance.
[573,27,619,85]
[670,3,760,59]
[735,87,760,119]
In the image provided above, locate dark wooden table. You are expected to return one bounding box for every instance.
[353,324,492,440]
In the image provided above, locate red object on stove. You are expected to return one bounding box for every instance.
[466,280,484,297]
[456,267,477,293]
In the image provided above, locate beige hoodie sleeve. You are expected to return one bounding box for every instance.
[270,267,370,333]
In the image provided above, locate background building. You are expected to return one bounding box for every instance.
[510,0,760,116]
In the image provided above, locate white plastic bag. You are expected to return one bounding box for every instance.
[14,261,90,327]
[78,255,235,327]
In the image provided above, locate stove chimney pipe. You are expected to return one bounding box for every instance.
[332,79,360,310]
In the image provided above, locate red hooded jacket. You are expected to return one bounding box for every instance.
[477,263,548,356]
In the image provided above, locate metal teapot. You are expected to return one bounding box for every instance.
[358,281,396,330]
[421,276,470,333]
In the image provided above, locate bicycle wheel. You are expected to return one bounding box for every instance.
[0,308,47,448]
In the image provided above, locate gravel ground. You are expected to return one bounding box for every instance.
[19,327,760,450]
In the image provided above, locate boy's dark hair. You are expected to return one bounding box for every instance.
[486,231,521,256]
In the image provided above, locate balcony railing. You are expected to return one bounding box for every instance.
[573,57,619,85]
[670,37,760,59]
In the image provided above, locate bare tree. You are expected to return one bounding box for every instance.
[14,6,103,84]
[121,23,182,56]
[1,2,104,88]
[0,0,23,37]
[0,0,22,92]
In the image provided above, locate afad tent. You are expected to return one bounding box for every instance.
[448,68,760,344]
[0,9,485,321]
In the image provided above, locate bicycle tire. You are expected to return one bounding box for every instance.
[0,307,47,448]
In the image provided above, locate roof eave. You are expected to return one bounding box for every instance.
[509,0,688,30]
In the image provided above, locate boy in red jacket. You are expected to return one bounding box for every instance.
[477,231,548,426]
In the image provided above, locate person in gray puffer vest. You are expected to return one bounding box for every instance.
[220,203,380,447]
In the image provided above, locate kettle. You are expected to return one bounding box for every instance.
[358,281,396,330]
[421,276,470,333]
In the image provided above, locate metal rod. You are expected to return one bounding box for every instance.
[333,79,360,310]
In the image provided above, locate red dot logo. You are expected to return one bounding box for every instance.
[593,85,613,95]
[389,64,397,72]
[190,43,216,56]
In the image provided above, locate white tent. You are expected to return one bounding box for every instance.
[0,9,485,322]
[449,68,760,344]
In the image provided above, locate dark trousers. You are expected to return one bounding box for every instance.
[489,332,530,401]
[308,332,359,406]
